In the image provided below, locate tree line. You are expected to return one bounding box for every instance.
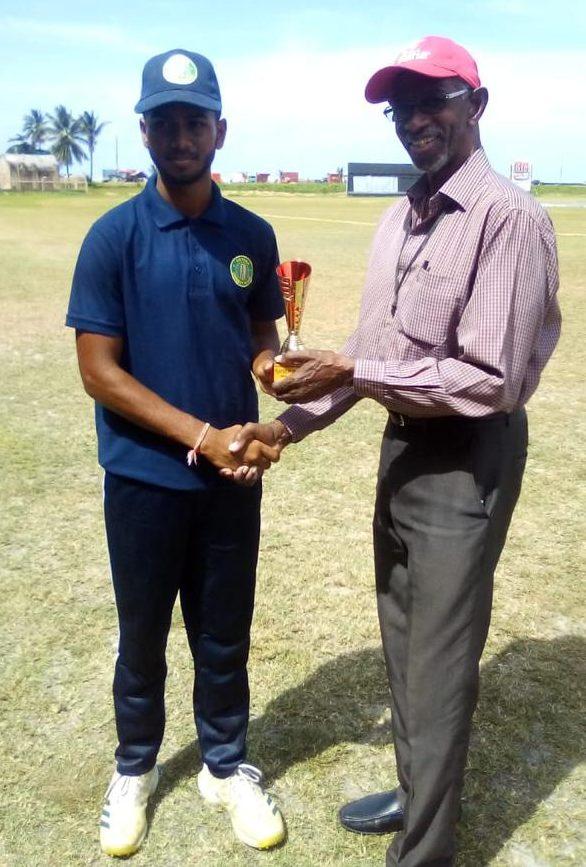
[8,108,108,182]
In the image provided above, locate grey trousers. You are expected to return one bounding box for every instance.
[374,410,528,867]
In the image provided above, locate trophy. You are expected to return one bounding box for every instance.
[273,260,312,382]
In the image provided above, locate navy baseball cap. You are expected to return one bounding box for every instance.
[135,49,222,114]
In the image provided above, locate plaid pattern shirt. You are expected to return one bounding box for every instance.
[280,148,561,441]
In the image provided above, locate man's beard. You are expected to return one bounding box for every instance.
[414,149,450,175]
[152,150,215,187]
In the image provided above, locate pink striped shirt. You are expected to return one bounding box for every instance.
[280,148,561,440]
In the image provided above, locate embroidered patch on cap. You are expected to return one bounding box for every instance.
[162,54,198,85]
[230,255,254,288]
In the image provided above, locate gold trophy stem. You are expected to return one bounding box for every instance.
[282,333,304,352]
[273,260,311,382]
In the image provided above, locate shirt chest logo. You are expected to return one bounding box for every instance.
[230,255,254,288]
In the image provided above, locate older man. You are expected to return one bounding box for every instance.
[230,36,561,866]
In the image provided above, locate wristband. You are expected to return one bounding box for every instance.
[187,422,211,467]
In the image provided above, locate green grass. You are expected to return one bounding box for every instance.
[533,184,586,197]
[221,182,346,194]
[0,186,584,867]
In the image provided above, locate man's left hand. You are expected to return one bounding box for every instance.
[272,349,354,403]
[252,350,277,397]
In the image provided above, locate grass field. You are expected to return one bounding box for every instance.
[0,185,584,867]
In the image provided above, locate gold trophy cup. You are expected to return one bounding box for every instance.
[273,260,312,382]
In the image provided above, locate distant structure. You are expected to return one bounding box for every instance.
[253,172,279,183]
[0,153,59,191]
[347,162,421,195]
[327,171,343,184]
[279,171,299,184]
[510,160,532,193]
[212,172,222,183]
[102,168,148,183]
[222,171,280,184]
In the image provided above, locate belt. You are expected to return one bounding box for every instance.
[388,410,510,428]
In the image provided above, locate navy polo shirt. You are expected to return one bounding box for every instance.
[66,176,284,490]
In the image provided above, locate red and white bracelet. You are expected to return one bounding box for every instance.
[187,422,211,467]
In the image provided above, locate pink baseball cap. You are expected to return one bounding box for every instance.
[365,36,481,103]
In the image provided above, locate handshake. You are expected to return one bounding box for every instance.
[198,348,355,486]
[198,418,290,487]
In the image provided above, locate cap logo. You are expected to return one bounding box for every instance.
[230,255,254,288]
[395,48,431,63]
[162,54,198,85]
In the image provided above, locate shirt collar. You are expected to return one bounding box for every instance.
[407,148,491,213]
[145,174,227,229]
[200,181,227,226]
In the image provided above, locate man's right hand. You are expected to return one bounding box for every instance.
[200,424,281,473]
[228,420,291,460]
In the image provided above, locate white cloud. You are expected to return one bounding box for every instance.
[3,16,153,53]
[2,37,584,182]
[215,45,407,175]
[475,47,586,179]
[212,44,586,181]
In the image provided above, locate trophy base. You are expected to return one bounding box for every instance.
[273,362,293,382]
[273,334,304,382]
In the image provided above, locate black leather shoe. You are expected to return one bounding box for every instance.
[338,788,404,835]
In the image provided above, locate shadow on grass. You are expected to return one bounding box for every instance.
[152,635,584,863]
[459,634,585,865]
[149,647,389,819]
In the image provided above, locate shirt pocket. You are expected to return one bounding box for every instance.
[395,269,466,348]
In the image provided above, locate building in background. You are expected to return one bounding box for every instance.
[0,153,59,191]
[510,160,532,192]
[102,168,148,183]
[347,162,421,196]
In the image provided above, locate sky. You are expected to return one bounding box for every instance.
[1,0,585,183]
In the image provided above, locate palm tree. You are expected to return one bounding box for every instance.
[7,134,35,154]
[79,111,108,182]
[23,109,48,151]
[8,109,49,154]
[47,105,86,177]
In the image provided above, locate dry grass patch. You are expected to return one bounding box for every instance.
[0,188,584,866]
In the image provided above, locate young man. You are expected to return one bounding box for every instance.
[67,49,284,857]
[230,36,561,866]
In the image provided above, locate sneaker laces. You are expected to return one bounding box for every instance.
[106,773,150,806]
[231,763,268,804]
[235,763,263,785]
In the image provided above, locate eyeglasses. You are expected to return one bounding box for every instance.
[383,88,471,123]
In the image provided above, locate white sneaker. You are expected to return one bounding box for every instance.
[100,766,159,857]
[198,762,285,849]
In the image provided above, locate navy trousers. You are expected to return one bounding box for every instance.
[374,411,528,867]
[103,472,261,779]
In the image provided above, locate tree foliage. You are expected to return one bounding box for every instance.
[47,105,87,177]
[7,106,108,179]
[23,110,48,150]
[78,111,108,182]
